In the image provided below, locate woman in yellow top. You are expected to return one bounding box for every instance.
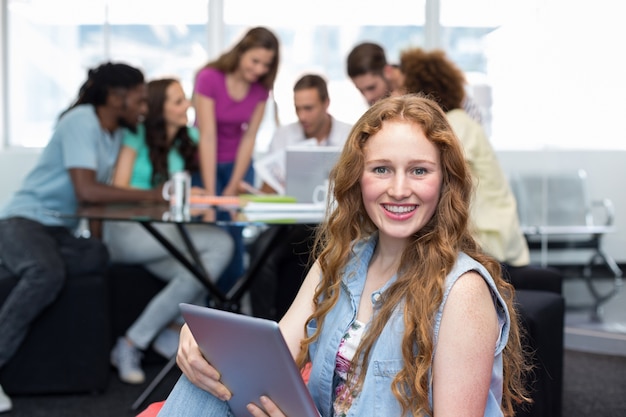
[400,48,530,269]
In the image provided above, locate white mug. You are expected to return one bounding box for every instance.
[312,179,330,205]
[162,171,191,221]
[161,208,191,222]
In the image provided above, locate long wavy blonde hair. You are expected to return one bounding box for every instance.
[296,95,530,416]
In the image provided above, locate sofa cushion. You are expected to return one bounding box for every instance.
[0,266,111,394]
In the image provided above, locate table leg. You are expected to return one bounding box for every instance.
[139,221,227,304]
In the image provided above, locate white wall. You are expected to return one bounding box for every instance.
[0,148,41,205]
[1,148,624,263]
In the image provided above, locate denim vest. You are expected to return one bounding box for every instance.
[306,236,509,417]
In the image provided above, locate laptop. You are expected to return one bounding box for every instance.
[179,303,321,417]
[285,146,342,203]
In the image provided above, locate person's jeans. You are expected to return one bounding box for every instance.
[103,221,234,349]
[157,374,235,417]
[0,217,109,368]
[191,162,254,292]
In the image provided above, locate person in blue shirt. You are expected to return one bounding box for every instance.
[156,95,531,417]
[0,62,163,413]
[103,78,234,385]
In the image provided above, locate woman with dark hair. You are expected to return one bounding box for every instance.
[192,26,280,290]
[104,78,234,385]
[156,95,531,417]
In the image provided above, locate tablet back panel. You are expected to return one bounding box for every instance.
[180,303,320,417]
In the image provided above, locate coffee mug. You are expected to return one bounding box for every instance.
[162,171,191,221]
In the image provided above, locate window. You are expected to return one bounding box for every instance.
[443,0,626,150]
[222,0,429,151]
[5,0,208,147]
[3,0,624,150]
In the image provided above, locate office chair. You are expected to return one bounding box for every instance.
[510,169,623,320]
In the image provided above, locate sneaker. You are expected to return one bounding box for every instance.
[152,327,180,359]
[0,384,12,413]
[110,337,145,384]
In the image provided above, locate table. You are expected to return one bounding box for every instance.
[72,201,326,311]
[64,201,326,410]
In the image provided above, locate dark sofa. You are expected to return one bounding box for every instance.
[505,265,565,417]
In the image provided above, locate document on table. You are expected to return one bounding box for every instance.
[242,202,326,212]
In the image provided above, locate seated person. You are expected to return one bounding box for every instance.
[0,62,162,412]
[252,73,353,193]
[400,47,530,270]
[247,74,352,320]
[157,95,531,417]
[103,78,234,384]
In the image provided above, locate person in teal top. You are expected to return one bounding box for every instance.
[120,122,199,189]
[103,78,234,385]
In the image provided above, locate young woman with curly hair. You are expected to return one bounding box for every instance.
[157,94,531,417]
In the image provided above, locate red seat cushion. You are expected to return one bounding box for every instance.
[136,400,165,417]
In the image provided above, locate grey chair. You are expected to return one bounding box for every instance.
[510,169,623,319]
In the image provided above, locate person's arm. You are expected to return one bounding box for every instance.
[111,145,137,188]
[431,271,499,417]
[195,94,218,196]
[278,260,319,358]
[69,168,163,203]
[259,182,278,194]
[222,101,267,196]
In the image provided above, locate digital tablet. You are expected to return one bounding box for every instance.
[179,303,321,417]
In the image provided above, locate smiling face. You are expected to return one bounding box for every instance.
[163,81,190,130]
[360,119,443,246]
[237,47,276,84]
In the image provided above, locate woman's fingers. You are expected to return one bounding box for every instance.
[176,324,232,400]
[246,396,286,417]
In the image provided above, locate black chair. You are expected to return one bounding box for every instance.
[505,265,565,417]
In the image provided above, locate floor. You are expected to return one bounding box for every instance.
[562,275,626,357]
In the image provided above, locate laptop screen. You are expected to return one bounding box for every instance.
[285,146,342,203]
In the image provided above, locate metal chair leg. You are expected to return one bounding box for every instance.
[131,355,179,411]
[582,250,624,321]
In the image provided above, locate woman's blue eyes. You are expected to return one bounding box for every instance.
[372,167,427,175]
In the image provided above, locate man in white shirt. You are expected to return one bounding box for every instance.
[254,74,352,194]
[270,74,352,151]
[248,75,352,319]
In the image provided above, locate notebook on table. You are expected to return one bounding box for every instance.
[179,303,321,417]
[285,146,342,203]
